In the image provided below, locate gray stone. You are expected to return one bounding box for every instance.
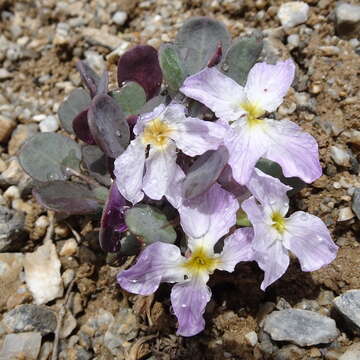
[339,343,360,360]
[39,115,59,132]
[0,68,12,80]
[352,188,360,220]
[2,304,57,335]
[112,11,128,26]
[334,290,360,335]
[330,146,351,167]
[0,206,27,252]
[335,3,360,38]
[84,50,105,74]
[0,332,41,360]
[8,123,38,156]
[273,344,305,360]
[278,2,309,28]
[263,309,339,346]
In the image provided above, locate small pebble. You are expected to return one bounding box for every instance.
[39,115,59,133]
[112,11,128,26]
[337,207,354,222]
[278,2,309,28]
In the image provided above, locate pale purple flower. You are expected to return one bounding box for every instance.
[242,169,338,291]
[114,103,226,204]
[117,184,254,336]
[180,60,322,185]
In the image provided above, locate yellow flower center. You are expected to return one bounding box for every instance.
[142,118,173,148]
[271,211,286,234]
[182,247,218,275]
[241,101,265,127]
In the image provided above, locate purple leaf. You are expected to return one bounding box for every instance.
[76,60,100,98]
[96,71,109,95]
[117,45,163,100]
[207,42,222,67]
[82,145,111,186]
[72,109,96,145]
[99,182,127,252]
[88,94,130,158]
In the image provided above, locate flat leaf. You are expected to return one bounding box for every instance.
[110,82,146,117]
[256,158,305,196]
[125,204,176,245]
[96,70,109,95]
[99,182,127,252]
[82,145,111,186]
[88,94,130,158]
[76,60,101,98]
[73,109,96,145]
[117,45,163,100]
[222,35,263,86]
[58,88,91,134]
[207,42,222,67]
[183,146,229,199]
[175,17,231,75]
[159,43,186,92]
[19,133,82,182]
[33,181,101,214]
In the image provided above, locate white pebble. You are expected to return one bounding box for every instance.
[278,2,310,28]
[39,115,59,132]
[112,11,128,26]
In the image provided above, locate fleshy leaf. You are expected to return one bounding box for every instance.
[139,95,166,115]
[110,82,147,117]
[159,43,186,93]
[82,145,111,186]
[19,133,82,182]
[125,204,176,245]
[72,109,96,145]
[33,181,101,214]
[117,45,163,100]
[88,94,130,158]
[207,42,222,67]
[255,158,305,196]
[222,35,263,86]
[76,60,101,98]
[175,17,231,75]
[183,146,229,199]
[58,88,91,134]
[96,71,109,95]
[99,182,127,252]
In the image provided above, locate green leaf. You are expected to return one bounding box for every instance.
[175,17,231,75]
[159,43,186,92]
[58,88,91,133]
[222,35,263,86]
[119,234,141,256]
[92,186,109,204]
[125,205,176,245]
[111,82,147,117]
[236,209,251,227]
[19,133,82,182]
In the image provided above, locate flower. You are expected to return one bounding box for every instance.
[117,184,254,336]
[242,169,338,291]
[114,103,225,204]
[180,60,322,185]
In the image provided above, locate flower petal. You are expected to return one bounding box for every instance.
[114,139,145,204]
[217,227,255,272]
[180,67,246,123]
[134,103,166,136]
[171,276,211,337]
[143,142,178,200]
[117,242,186,295]
[165,166,186,209]
[263,119,322,183]
[283,211,338,272]
[245,60,295,112]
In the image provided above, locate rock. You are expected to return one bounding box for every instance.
[2,304,57,335]
[335,3,360,38]
[245,331,258,346]
[59,238,78,257]
[0,68,12,80]
[0,253,24,310]
[337,207,354,222]
[60,310,77,339]
[273,344,305,360]
[24,241,64,305]
[67,346,92,360]
[339,343,360,360]
[0,206,27,252]
[84,50,105,74]
[112,11,128,26]
[82,28,122,49]
[330,146,351,167]
[278,2,309,28]
[352,188,360,220]
[8,123,38,156]
[106,41,131,64]
[333,290,360,335]
[39,115,59,132]
[62,268,75,288]
[0,115,15,143]
[263,309,339,346]
[0,332,42,360]
[0,158,28,186]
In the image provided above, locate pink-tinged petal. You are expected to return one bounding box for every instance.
[117,242,186,296]
[143,142,178,200]
[134,103,166,136]
[180,184,239,249]
[247,168,291,215]
[254,239,290,291]
[245,60,295,112]
[217,227,255,272]
[114,139,145,204]
[165,166,186,209]
[171,276,211,337]
[263,119,322,183]
[180,67,246,123]
[225,122,270,185]
[283,211,338,272]
[171,117,226,156]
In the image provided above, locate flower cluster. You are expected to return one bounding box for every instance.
[115,59,338,337]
